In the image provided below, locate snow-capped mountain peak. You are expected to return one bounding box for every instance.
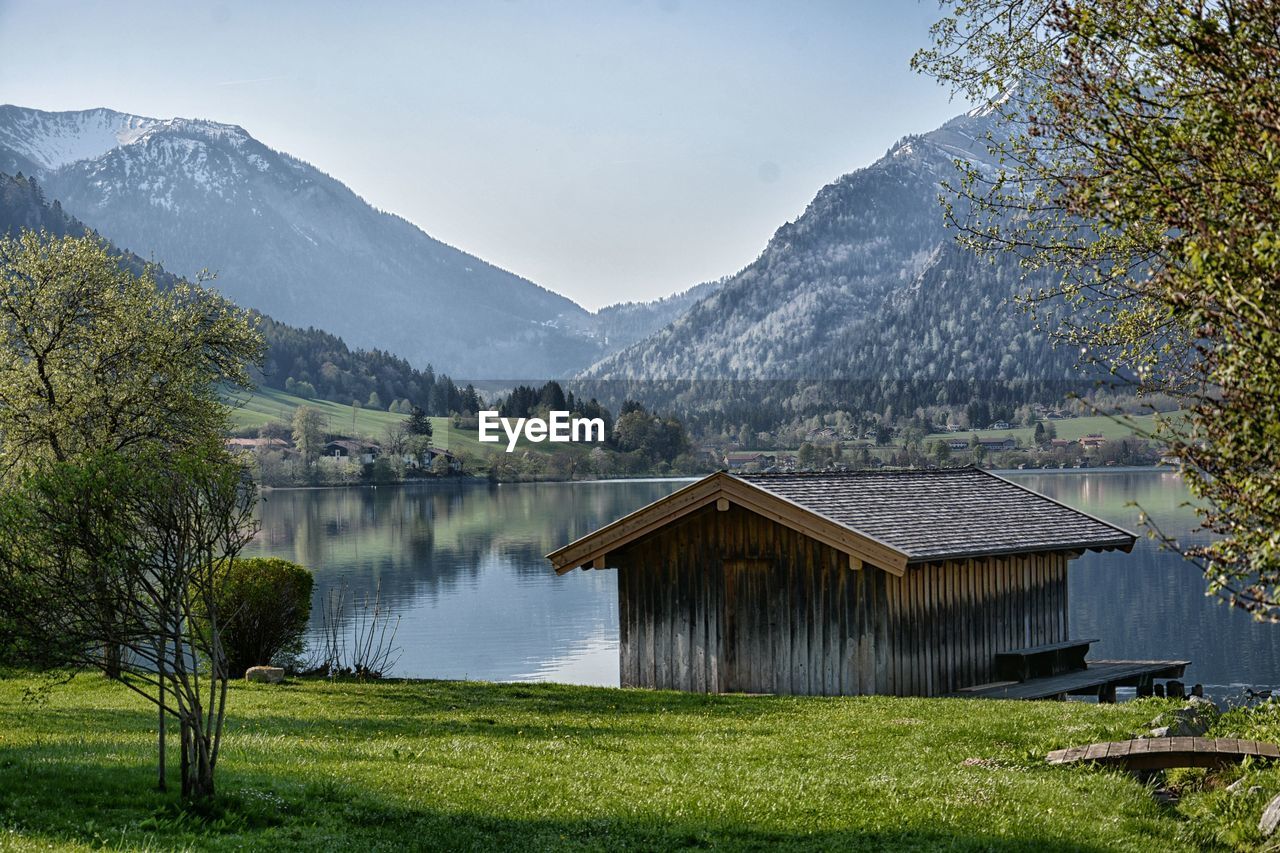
[0,105,162,171]
[0,103,606,377]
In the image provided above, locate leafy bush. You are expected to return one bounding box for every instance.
[215,557,313,677]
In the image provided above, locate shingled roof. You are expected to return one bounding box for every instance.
[547,468,1135,576]
[736,468,1135,562]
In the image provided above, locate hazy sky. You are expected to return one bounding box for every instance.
[0,1,968,310]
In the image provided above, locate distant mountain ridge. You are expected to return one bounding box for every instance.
[0,102,1085,410]
[0,105,612,378]
[582,108,1077,391]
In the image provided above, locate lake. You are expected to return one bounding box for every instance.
[246,470,1280,699]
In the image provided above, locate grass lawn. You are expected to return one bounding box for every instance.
[925,413,1172,446]
[224,386,412,438]
[0,674,1239,851]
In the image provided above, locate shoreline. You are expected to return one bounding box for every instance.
[259,464,1177,492]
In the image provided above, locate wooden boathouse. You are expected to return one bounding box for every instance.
[548,468,1155,698]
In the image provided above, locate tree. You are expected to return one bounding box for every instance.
[797,442,819,470]
[933,440,952,465]
[382,421,410,460]
[407,405,433,438]
[0,231,261,675]
[916,0,1280,616]
[258,420,292,442]
[1034,422,1046,447]
[0,232,261,473]
[212,557,313,677]
[0,445,257,799]
[292,406,326,465]
[613,409,655,454]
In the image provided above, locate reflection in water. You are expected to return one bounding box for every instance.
[247,472,1280,694]
[247,480,689,685]
[1007,469,1280,695]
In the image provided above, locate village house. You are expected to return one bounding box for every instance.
[224,437,291,454]
[324,439,380,464]
[1079,433,1108,450]
[548,469,1137,698]
[987,421,1013,430]
[695,446,721,466]
[724,451,776,470]
[418,445,462,471]
[977,437,1017,452]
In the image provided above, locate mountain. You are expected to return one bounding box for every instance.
[591,278,724,353]
[0,105,604,379]
[582,108,1078,396]
[0,171,475,417]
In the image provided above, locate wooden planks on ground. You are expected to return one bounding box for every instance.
[1047,737,1280,771]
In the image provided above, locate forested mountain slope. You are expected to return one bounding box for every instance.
[0,172,466,414]
[584,109,1078,388]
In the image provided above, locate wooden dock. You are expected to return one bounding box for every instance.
[1047,737,1280,771]
[951,659,1189,701]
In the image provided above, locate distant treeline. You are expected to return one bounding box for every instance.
[491,381,690,464]
[255,315,483,416]
[496,381,611,427]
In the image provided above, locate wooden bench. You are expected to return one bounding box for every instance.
[1047,737,1280,771]
[994,638,1097,682]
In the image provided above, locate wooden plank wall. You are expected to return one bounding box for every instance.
[616,504,1069,696]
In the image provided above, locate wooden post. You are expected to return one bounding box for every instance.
[1167,680,1185,699]
[1097,683,1117,704]
[1154,683,1166,698]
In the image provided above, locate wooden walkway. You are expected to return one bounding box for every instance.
[1047,737,1280,771]
[951,659,1189,701]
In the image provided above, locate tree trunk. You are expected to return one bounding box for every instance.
[179,718,191,800]
[102,641,121,679]
[192,747,215,800]
[157,639,166,792]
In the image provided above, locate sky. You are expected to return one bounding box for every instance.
[0,0,969,310]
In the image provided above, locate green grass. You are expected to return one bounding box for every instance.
[223,386,595,459]
[1168,701,1280,850]
[224,386,412,438]
[926,413,1171,445]
[0,674,1222,851]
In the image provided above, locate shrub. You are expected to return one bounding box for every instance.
[215,557,314,677]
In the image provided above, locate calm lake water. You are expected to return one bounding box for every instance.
[245,470,1280,698]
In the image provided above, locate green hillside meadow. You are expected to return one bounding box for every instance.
[223,387,595,460]
[925,413,1167,445]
